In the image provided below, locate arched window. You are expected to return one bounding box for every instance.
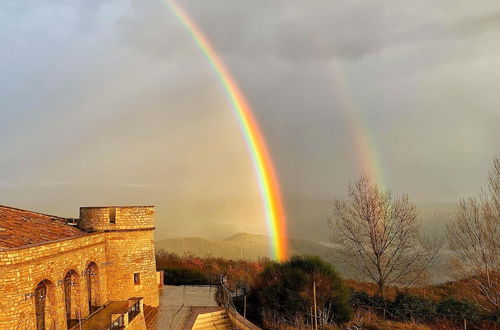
[34,280,54,330]
[63,270,79,328]
[86,262,100,314]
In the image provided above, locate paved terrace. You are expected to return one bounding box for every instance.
[154,285,219,329]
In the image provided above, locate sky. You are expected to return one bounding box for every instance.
[1,0,499,239]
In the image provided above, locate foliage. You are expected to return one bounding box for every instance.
[389,293,437,322]
[351,290,386,309]
[160,267,210,285]
[350,288,493,327]
[156,251,499,327]
[347,310,432,330]
[436,298,481,320]
[156,249,266,289]
[251,255,352,326]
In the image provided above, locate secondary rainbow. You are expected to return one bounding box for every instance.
[327,61,388,188]
[167,0,289,261]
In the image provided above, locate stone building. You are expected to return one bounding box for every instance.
[0,204,160,329]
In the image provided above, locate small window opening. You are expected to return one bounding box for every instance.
[109,208,116,224]
[134,273,140,285]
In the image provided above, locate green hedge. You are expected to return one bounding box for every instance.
[351,290,485,323]
[389,293,436,321]
[350,290,386,309]
[437,297,481,320]
[160,267,210,286]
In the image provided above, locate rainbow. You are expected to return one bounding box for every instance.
[327,62,388,188]
[167,0,289,261]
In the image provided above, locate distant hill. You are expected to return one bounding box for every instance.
[156,232,452,284]
[156,232,339,266]
[154,198,456,243]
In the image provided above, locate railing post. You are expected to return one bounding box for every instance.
[123,312,129,326]
[243,295,247,320]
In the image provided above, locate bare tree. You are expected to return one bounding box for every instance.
[328,176,440,295]
[447,156,500,313]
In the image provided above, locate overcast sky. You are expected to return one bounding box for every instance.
[1,0,499,238]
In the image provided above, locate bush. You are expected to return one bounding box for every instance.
[436,298,481,320]
[389,293,436,322]
[251,255,352,326]
[160,267,210,285]
[351,290,388,309]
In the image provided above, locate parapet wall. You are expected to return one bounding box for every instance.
[79,206,155,231]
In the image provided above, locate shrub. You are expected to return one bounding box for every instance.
[436,298,481,320]
[160,267,209,285]
[351,290,388,309]
[251,255,352,326]
[389,292,436,322]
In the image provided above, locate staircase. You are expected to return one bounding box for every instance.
[192,309,234,330]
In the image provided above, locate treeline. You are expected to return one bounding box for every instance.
[328,155,499,316]
[156,249,267,289]
[156,252,498,328]
[350,290,499,328]
[155,155,499,328]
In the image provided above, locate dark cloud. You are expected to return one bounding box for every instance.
[162,0,500,61]
[0,0,499,238]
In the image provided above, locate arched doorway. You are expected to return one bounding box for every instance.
[34,280,54,330]
[63,270,79,328]
[86,262,100,314]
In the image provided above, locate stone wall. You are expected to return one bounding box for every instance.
[80,206,159,307]
[0,234,108,329]
[79,206,155,231]
[0,205,159,329]
[105,230,159,307]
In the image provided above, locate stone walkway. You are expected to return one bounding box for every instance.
[153,285,219,330]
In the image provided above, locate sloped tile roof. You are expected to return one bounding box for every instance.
[0,205,86,249]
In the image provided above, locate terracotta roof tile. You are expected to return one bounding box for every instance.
[0,205,87,249]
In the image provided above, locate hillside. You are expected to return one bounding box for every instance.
[154,199,456,243]
[156,232,338,266]
[156,232,452,283]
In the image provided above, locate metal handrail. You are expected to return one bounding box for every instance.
[218,274,237,310]
[105,300,141,330]
[109,314,124,330]
[128,301,141,322]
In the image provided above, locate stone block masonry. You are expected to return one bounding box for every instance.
[0,234,108,329]
[0,205,159,329]
[79,206,155,231]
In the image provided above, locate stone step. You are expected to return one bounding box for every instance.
[215,326,234,330]
[195,310,226,319]
[195,315,229,324]
[193,321,233,330]
[194,318,231,327]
